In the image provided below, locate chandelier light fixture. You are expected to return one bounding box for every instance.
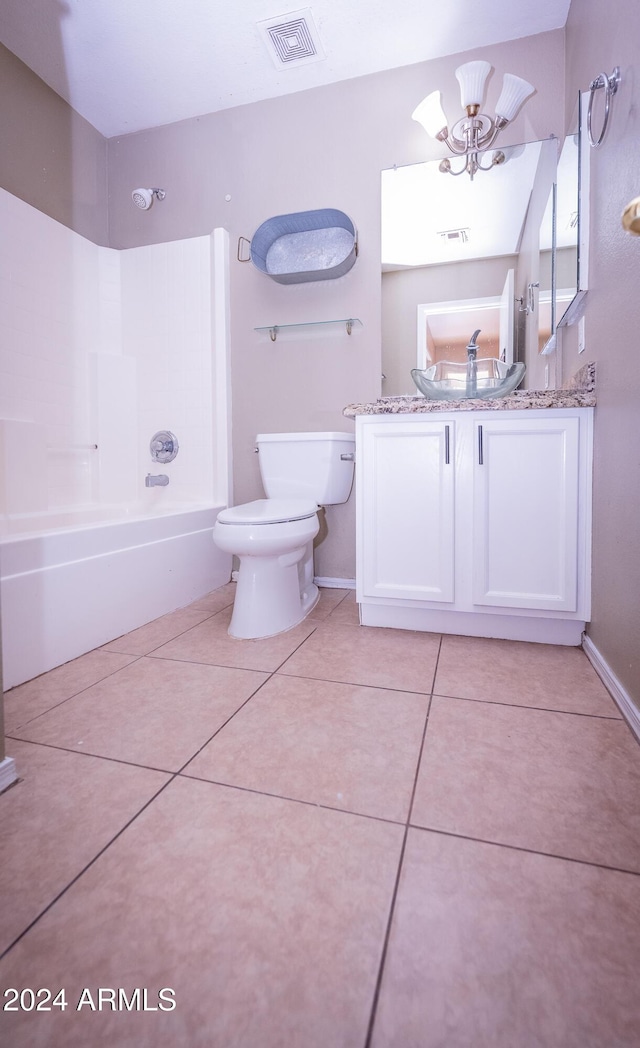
[412,61,535,180]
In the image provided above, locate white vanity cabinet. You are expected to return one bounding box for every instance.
[356,407,593,645]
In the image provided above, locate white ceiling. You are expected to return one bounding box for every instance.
[0,0,571,138]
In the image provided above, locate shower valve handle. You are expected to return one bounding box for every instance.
[150,430,179,463]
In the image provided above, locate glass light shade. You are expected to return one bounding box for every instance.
[455,61,491,108]
[495,73,535,122]
[411,91,448,137]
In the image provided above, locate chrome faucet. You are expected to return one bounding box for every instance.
[145,473,169,487]
[466,329,481,396]
[466,329,481,360]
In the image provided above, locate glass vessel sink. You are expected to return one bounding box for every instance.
[411,359,526,401]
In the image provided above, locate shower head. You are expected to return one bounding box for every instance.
[131,187,166,210]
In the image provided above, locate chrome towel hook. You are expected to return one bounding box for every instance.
[587,67,621,148]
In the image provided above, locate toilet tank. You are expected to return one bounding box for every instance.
[256,431,355,505]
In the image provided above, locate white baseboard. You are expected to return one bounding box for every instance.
[0,756,18,794]
[230,570,354,591]
[314,577,356,590]
[582,635,640,742]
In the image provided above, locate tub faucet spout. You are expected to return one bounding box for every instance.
[145,473,169,487]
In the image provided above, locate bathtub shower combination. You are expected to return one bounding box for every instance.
[0,505,230,690]
[0,191,232,689]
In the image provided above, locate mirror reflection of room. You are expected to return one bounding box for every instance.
[555,130,581,321]
[381,134,581,396]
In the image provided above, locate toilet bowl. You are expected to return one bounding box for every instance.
[214,498,320,638]
[213,432,355,639]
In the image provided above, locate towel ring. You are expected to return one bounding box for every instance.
[587,67,621,148]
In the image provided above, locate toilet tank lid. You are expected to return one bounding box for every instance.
[256,431,355,443]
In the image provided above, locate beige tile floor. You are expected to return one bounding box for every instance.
[1,584,640,1047]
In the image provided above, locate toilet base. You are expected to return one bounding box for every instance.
[229,541,318,639]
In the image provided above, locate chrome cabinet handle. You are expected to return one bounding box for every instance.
[445,424,450,465]
[478,424,484,465]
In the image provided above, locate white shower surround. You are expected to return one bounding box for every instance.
[0,190,233,687]
[0,189,229,512]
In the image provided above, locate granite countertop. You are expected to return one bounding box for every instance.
[343,363,596,417]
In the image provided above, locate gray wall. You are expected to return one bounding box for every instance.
[563,0,640,704]
[0,43,108,245]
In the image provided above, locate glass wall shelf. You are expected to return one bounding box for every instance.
[254,318,363,342]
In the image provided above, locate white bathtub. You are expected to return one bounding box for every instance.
[0,504,231,689]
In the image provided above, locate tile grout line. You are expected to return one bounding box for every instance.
[6,601,301,752]
[103,607,229,656]
[274,668,434,696]
[14,733,636,882]
[362,823,411,1048]
[363,634,444,1048]
[3,735,180,776]
[407,823,640,880]
[0,665,321,961]
[174,671,290,772]
[177,770,409,827]
[141,620,324,675]
[4,654,147,732]
[6,595,238,732]
[7,733,410,828]
[409,641,640,879]
[0,614,291,961]
[9,664,278,779]
[431,690,626,721]
[0,771,181,963]
[9,626,422,965]
[4,598,344,793]
[171,614,337,775]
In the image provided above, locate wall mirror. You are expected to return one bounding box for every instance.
[537,181,556,355]
[381,137,560,395]
[555,92,589,331]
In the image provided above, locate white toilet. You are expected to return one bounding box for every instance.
[213,431,355,639]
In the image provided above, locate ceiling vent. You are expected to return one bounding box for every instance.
[258,8,326,68]
[437,228,470,244]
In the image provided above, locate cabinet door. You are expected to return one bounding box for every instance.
[472,416,580,611]
[359,419,455,602]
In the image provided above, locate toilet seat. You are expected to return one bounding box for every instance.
[217,498,318,526]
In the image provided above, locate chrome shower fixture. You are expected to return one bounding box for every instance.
[150,430,179,463]
[131,187,166,210]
